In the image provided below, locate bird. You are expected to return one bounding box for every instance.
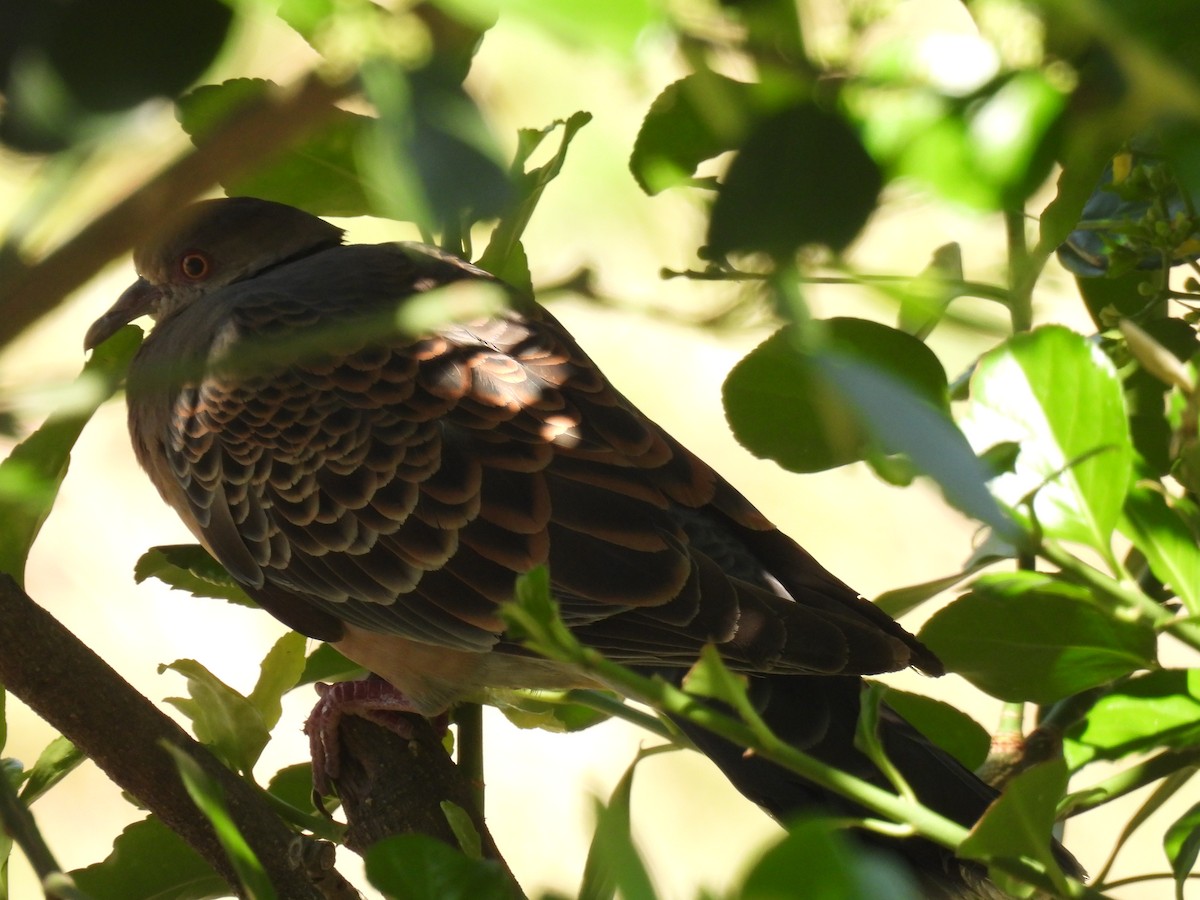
[86,196,1073,897]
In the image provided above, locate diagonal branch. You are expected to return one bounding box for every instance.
[0,574,347,899]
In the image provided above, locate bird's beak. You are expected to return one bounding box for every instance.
[84,277,161,350]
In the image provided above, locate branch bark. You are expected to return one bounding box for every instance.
[0,574,350,899]
[333,714,524,897]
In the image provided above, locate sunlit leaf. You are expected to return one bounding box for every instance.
[160,659,269,775]
[1066,670,1200,765]
[297,643,365,687]
[962,325,1133,560]
[0,326,139,583]
[247,632,307,734]
[18,736,83,805]
[478,111,592,295]
[135,544,256,607]
[579,750,656,900]
[959,758,1071,894]
[1120,483,1200,616]
[1165,801,1200,895]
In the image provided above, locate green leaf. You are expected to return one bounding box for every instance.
[477,111,593,296]
[365,834,515,900]
[159,659,270,775]
[708,101,883,257]
[873,547,1005,618]
[579,750,656,900]
[165,746,276,900]
[630,73,765,194]
[856,67,1065,211]
[494,691,612,733]
[736,816,921,900]
[70,816,226,900]
[723,319,949,473]
[1,0,231,152]
[434,0,661,57]
[361,56,512,237]
[247,632,308,733]
[919,571,1158,704]
[879,688,991,771]
[1066,670,1200,765]
[297,643,366,687]
[1165,801,1200,896]
[266,763,319,818]
[724,319,1015,537]
[440,801,483,860]
[821,347,1017,540]
[134,544,256,607]
[0,325,139,583]
[895,242,965,340]
[962,325,1133,560]
[1120,483,1200,616]
[177,79,374,217]
[959,758,1071,894]
[18,736,83,805]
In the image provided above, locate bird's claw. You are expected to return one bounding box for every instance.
[304,675,423,799]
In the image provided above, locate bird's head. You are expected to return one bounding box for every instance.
[85,197,344,350]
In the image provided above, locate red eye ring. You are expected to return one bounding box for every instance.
[180,252,211,280]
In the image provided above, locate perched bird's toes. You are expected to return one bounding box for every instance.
[305,674,424,798]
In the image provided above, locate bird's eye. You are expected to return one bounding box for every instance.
[180,252,211,280]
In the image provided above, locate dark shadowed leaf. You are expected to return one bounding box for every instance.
[365,834,516,900]
[880,688,991,771]
[266,763,320,818]
[630,73,767,194]
[919,571,1157,704]
[70,816,226,900]
[723,319,948,472]
[178,79,374,217]
[737,816,921,900]
[708,101,882,257]
[1,0,231,151]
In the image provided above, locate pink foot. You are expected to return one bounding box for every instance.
[304,675,429,797]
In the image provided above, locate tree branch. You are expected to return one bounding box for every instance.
[332,714,525,897]
[0,574,352,899]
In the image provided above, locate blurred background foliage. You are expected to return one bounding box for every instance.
[3,0,1200,897]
